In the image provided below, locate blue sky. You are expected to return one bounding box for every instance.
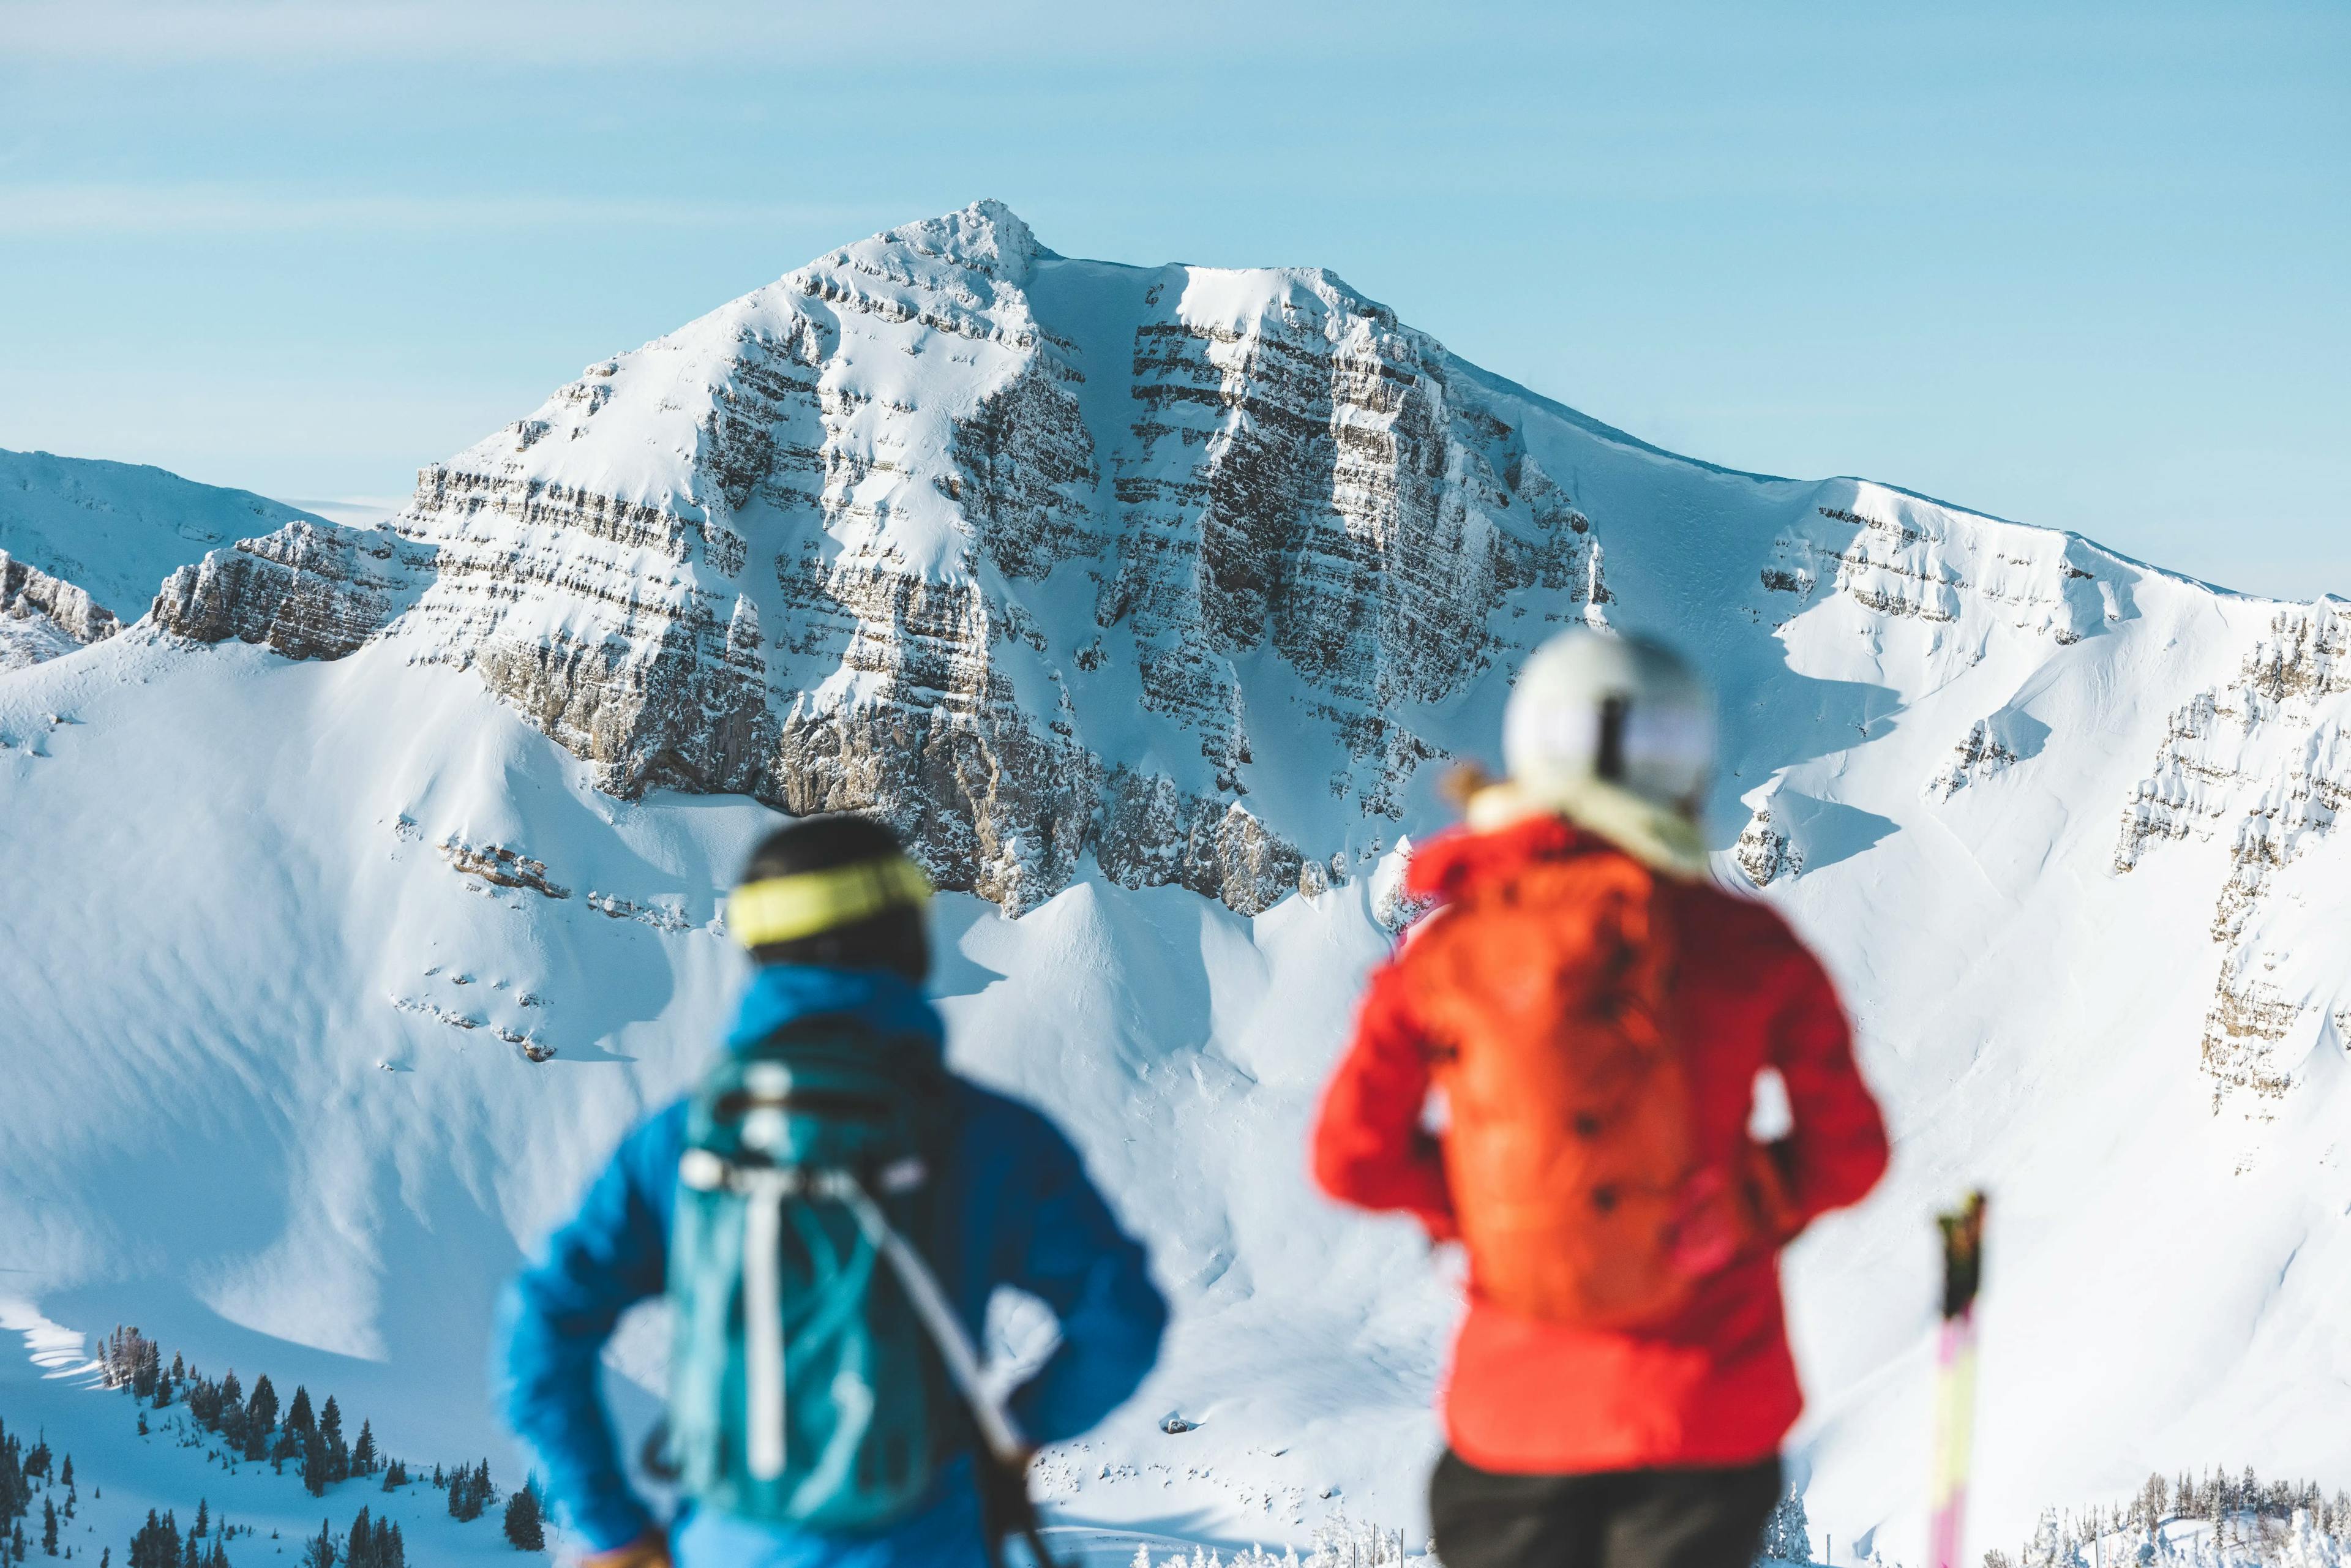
[4,0,2345,598]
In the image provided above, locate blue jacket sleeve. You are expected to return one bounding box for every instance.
[490,1109,680,1552]
[992,1105,1169,1445]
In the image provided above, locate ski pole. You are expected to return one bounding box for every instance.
[832,1174,1062,1568]
[1929,1192,1988,1568]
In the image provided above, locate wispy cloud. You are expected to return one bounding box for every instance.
[0,0,1250,66]
[0,184,876,237]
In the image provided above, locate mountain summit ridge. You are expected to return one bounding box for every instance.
[146,200,2202,920]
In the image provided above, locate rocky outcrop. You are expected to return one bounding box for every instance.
[298,202,1621,914]
[1734,806,1802,887]
[2,550,121,649]
[152,521,432,660]
[2113,603,2351,1106]
[1926,718,2022,800]
[440,838,571,899]
[1756,497,2113,647]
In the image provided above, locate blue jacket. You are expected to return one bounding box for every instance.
[492,966,1168,1567]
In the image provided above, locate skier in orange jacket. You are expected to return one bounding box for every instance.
[1314,629,1888,1568]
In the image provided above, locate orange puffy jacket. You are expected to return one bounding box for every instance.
[1314,814,1889,1473]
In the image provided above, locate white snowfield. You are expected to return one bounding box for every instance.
[2,202,2348,1567]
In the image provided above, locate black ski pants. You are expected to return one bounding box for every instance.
[1428,1449,1782,1568]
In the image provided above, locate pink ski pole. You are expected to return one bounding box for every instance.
[1929,1193,1987,1568]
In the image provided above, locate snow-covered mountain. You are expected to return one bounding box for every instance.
[0,450,323,669]
[5,201,2349,1566]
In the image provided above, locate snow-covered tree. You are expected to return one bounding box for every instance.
[1759,1486,1812,1564]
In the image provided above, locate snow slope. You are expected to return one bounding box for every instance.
[6,204,2351,1566]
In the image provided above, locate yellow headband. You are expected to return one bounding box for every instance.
[728,855,933,948]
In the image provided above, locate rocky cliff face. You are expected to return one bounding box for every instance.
[155,202,1609,913]
[152,520,433,661]
[1,550,118,669]
[132,198,2333,1024]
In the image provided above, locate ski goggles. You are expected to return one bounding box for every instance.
[727,855,933,947]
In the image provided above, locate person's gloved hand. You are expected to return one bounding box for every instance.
[578,1529,672,1568]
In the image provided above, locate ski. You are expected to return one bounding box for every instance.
[1929,1193,1988,1568]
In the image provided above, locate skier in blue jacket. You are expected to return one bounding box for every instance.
[493,815,1169,1568]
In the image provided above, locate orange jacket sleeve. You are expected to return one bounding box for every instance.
[1766,941,1890,1233]
[1312,959,1458,1239]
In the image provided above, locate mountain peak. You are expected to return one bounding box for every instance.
[849,198,1042,285]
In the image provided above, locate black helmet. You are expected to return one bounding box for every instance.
[731,815,932,983]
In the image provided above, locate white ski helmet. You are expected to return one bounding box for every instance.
[1488,628,1717,874]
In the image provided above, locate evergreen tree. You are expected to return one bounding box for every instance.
[127,1510,181,1568]
[348,1424,373,1479]
[54,1463,67,1495]
[192,1502,206,1541]
[342,1512,371,1568]
[243,1379,276,1446]
[23,1435,50,1483]
[443,1461,497,1524]
[317,1402,340,1455]
[269,1427,296,1473]
[295,1521,333,1568]
[1760,1485,1812,1563]
[500,1487,544,1553]
[0,1425,24,1536]
[378,1461,405,1493]
[285,1391,314,1441]
[168,1356,184,1385]
[301,1430,328,1499]
[39,1501,54,1558]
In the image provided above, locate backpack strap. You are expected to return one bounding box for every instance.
[830,1175,1059,1568]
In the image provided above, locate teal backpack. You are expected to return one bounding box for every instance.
[664,1015,968,1531]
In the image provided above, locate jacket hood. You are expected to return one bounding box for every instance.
[725,963,945,1055]
[1403,812,1618,905]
